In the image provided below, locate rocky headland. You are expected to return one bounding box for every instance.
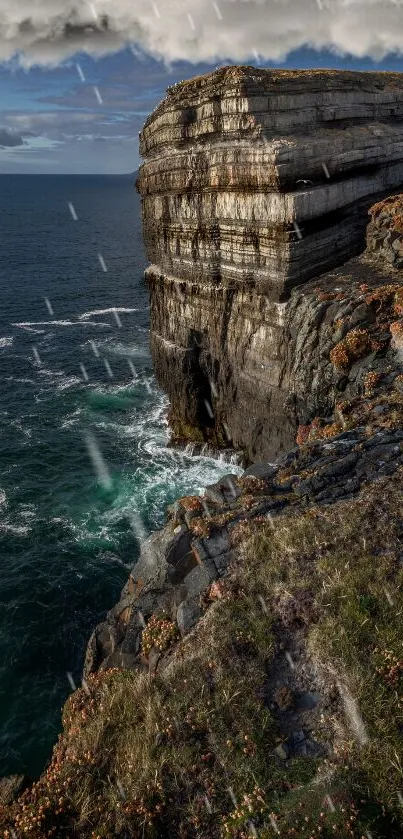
[2,68,403,839]
[138,66,403,461]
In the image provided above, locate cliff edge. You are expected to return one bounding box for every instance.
[137,66,403,462]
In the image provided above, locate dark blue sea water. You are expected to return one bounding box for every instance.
[0,174,240,778]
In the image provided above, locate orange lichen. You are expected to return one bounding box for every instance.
[364,371,381,396]
[330,328,372,370]
[179,495,204,512]
[390,320,403,334]
[364,283,401,307]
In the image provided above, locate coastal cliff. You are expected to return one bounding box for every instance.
[2,195,403,839]
[137,66,403,461]
[2,70,403,839]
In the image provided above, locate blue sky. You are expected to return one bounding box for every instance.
[0,0,403,174]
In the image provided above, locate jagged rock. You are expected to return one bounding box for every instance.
[167,551,198,585]
[99,651,138,671]
[315,451,359,480]
[213,550,236,576]
[202,529,231,558]
[204,475,241,505]
[243,462,279,480]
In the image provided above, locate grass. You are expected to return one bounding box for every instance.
[2,469,403,837]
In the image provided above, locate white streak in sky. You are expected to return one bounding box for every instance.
[76,61,85,81]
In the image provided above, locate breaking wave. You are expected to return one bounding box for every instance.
[78,307,140,320]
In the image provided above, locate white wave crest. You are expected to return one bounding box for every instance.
[5,377,35,385]
[0,523,30,536]
[56,375,82,391]
[107,341,150,359]
[13,325,45,334]
[61,408,84,428]
[13,320,112,329]
[78,308,138,320]
[0,337,13,348]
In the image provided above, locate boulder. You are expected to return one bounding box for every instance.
[176,598,203,637]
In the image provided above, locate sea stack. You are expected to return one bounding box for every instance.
[137,67,403,461]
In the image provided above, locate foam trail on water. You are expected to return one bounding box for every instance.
[79,308,138,320]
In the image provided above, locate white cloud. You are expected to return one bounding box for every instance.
[0,0,402,68]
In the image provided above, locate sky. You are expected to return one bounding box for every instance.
[0,0,403,174]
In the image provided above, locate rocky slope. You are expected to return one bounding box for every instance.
[3,266,403,834]
[137,66,403,461]
[84,259,403,679]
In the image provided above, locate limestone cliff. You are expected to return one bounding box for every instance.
[137,66,403,462]
[4,85,403,839]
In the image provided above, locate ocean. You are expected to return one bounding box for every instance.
[0,174,241,777]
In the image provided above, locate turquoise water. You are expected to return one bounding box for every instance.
[0,174,241,777]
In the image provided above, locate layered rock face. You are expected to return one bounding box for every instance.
[137,66,403,462]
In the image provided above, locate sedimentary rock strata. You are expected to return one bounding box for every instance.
[137,68,403,461]
[138,67,403,300]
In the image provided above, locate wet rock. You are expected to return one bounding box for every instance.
[243,462,279,481]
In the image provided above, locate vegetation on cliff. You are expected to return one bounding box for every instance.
[1,465,403,838]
